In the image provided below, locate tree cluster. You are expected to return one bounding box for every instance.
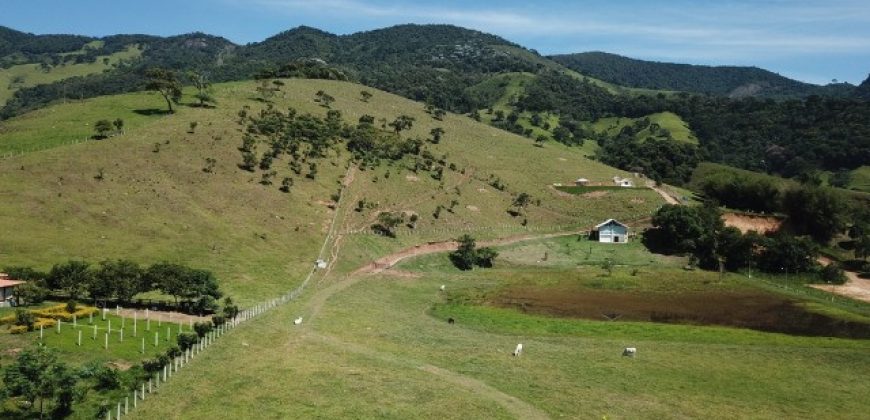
[449,235,498,270]
[4,260,224,313]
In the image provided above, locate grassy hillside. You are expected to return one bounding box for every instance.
[588,112,697,144]
[848,166,870,192]
[0,45,141,105]
[0,78,663,306]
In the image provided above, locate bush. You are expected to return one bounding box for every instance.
[94,366,120,390]
[14,309,35,331]
[193,321,213,338]
[9,325,28,334]
[177,332,199,351]
[165,346,182,359]
[818,263,847,285]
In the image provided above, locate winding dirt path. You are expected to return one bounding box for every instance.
[648,184,679,205]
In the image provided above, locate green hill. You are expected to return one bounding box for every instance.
[0,78,663,304]
[551,51,855,99]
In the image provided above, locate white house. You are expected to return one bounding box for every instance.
[593,219,629,243]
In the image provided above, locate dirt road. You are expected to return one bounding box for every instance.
[812,257,870,303]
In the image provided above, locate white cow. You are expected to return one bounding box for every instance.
[293,317,303,325]
[440,284,446,291]
[512,343,523,356]
[623,347,636,357]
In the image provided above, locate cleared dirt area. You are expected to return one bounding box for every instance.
[490,287,870,338]
[812,257,870,303]
[722,212,783,234]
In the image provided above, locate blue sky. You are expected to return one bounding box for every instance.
[3,0,869,84]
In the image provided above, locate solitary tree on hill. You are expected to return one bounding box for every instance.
[188,71,216,107]
[389,115,415,134]
[145,67,182,113]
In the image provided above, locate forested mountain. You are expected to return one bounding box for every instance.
[1,24,548,118]
[856,74,870,100]
[1,24,868,187]
[550,51,855,99]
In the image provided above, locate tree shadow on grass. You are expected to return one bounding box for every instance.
[133,108,172,116]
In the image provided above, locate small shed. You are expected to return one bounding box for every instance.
[593,219,629,243]
[575,178,590,186]
[612,177,634,187]
[0,273,24,307]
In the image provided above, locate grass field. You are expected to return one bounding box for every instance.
[129,235,870,419]
[848,165,870,192]
[6,78,867,419]
[0,45,141,105]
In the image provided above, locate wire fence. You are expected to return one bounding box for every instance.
[103,165,351,419]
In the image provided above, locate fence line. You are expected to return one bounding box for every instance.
[104,166,351,419]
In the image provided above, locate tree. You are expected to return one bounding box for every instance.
[187,71,215,107]
[781,187,847,243]
[476,246,498,268]
[47,261,92,300]
[95,259,143,303]
[372,212,404,238]
[177,332,199,351]
[222,296,240,319]
[280,177,294,193]
[146,263,189,306]
[15,281,49,305]
[193,321,213,338]
[112,118,124,134]
[145,67,182,113]
[429,127,444,144]
[2,346,80,419]
[510,192,532,216]
[93,119,113,138]
[315,90,334,108]
[450,235,478,270]
[388,115,415,134]
[360,90,372,102]
[757,234,819,274]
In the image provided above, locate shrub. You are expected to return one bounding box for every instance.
[177,332,199,351]
[165,346,182,359]
[94,366,120,390]
[819,263,847,285]
[9,325,28,334]
[193,322,213,338]
[14,309,35,331]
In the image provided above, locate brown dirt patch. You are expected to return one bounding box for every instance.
[722,212,783,234]
[2,348,22,357]
[465,205,479,212]
[557,157,567,162]
[490,286,870,338]
[115,308,210,324]
[381,269,422,279]
[405,175,419,182]
[581,191,608,199]
[630,198,645,204]
[477,188,488,193]
[108,360,134,371]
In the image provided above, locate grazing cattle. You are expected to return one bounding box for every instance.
[623,347,636,357]
[512,343,523,356]
[440,284,446,291]
[293,317,303,325]
[447,318,455,324]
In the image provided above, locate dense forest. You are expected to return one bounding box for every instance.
[550,51,856,98]
[510,72,870,183]
[1,24,542,118]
